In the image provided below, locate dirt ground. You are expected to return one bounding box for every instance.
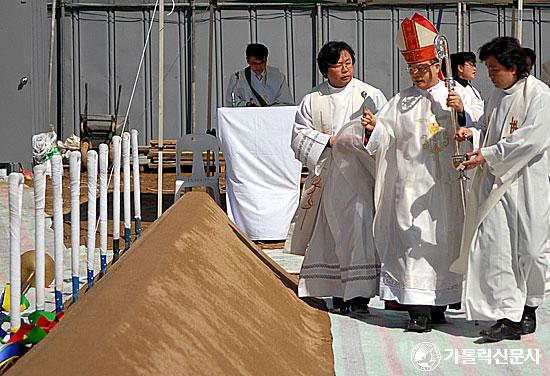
[6,192,333,376]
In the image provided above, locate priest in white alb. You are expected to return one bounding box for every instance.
[364,13,479,332]
[454,37,550,342]
[287,41,387,314]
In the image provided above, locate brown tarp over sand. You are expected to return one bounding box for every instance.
[6,192,333,375]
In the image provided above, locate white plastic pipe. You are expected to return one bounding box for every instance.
[51,154,64,313]
[86,151,98,287]
[70,151,81,302]
[9,172,24,332]
[122,132,131,250]
[33,164,47,311]
[112,135,121,261]
[131,129,142,237]
[99,144,108,274]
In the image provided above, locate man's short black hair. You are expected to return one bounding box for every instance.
[246,43,269,60]
[523,47,536,69]
[317,41,355,78]
[450,51,476,78]
[479,37,529,80]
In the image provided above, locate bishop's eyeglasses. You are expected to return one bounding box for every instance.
[407,62,437,74]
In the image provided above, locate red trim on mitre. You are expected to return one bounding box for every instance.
[399,13,438,64]
[401,18,419,50]
[401,46,438,65]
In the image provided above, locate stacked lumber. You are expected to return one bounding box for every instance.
[148,140,225,169]
[147,139,226,192]
[148,139,178,168]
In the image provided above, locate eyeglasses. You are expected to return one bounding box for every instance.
[407,62,436,74]
[328,61,354,70]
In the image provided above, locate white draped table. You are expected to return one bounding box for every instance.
[217,106,301,240]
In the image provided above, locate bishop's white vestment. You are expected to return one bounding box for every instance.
[453,76,550,322]
[288,78,387,300]
[366,81,472,306]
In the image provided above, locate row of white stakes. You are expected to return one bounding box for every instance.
[7,130,142,333]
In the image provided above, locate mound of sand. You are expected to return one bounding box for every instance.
[6,192,333,375]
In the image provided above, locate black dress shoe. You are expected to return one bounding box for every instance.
[431,311,447,324]
[521,306,537,335]
[349,297,370,314]
[407,316,432,332]
[330,297,350,314]
[448,302,462,310]
[479,319,521,342]
[431,306,448,324]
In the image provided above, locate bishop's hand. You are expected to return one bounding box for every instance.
[455,127,473,142]
[447,91,464,113]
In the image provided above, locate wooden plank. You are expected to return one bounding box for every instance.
[137,146,150,155]
[148,150,225,161]
[150,139,177,146]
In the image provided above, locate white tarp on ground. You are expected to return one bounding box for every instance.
[217,106,301,240]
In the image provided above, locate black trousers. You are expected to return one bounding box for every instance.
[406,304,447,319]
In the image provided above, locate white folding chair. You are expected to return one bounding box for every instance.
[174,133,221,205]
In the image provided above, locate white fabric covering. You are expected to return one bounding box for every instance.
[217,106,302,240]
[33,164,47,311]
[9,172,24,331]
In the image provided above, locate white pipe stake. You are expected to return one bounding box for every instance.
[131,129,142,237]
[99,144,109,274]
[70,151,81,302]
[33,164,47,311]
[51,154,64,313]
[9,172,24,332]
[112,135,121,261]
[122,132,131,250]
[86,151,98,287]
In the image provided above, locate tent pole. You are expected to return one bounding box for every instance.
[207,2,215,132]
[516,0,523,43]
[457,2,463,52]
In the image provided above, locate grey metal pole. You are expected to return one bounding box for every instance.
[316,3,322,85]
[457,2,463,52]
[511,0,517,38]
[191,0,197,134]
[207,2,214,132]
[48,0,57,128]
